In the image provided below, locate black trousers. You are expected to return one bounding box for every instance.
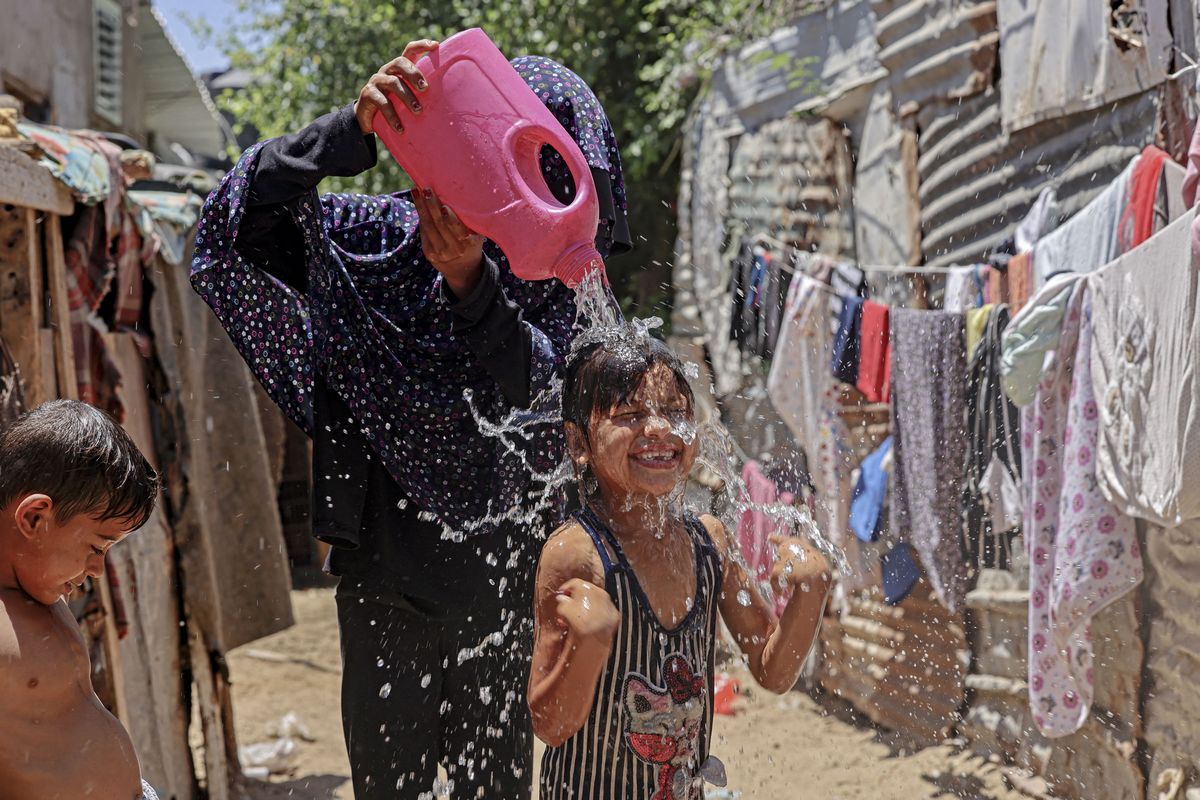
[335,578,534,799]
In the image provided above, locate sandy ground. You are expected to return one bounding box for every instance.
[227,589,1030,800]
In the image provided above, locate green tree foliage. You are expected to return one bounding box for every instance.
[215,0,800,313]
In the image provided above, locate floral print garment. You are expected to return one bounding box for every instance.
[1024,282,1143,738]
[889,309,971,612]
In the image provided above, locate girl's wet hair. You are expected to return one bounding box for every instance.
[562,336,695,438]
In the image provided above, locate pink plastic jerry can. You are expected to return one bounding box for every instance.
[372,28,605,288]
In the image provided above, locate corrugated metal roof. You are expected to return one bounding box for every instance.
[710,0,886,131]
[139,4,231,162]
[726,115,855,255]
[916,86,1157,266]
[871,0,998,109]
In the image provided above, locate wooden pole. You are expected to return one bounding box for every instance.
[42,211,129,725]
[44,213,76,403]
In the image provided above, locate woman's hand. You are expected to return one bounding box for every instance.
[413,187,486,298]
[355,40,439,135]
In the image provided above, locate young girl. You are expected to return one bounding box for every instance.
[530,335,832,799]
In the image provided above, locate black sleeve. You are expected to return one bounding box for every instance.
[235,104,378,292]
[444,257,534,408]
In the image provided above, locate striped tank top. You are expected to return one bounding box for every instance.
[539,508,724,800]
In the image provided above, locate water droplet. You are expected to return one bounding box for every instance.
[379,682,392,699]
[420,673,431,689]
[736,589,752,607]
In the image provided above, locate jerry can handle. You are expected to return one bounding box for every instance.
[506,122,594,217]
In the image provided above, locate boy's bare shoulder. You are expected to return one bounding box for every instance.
[538,520,605,588]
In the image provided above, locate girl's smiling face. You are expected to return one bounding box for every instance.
[573,363,698,501]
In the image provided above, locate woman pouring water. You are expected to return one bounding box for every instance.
[191,38,631,799]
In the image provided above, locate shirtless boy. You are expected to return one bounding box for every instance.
[0,400,160,800]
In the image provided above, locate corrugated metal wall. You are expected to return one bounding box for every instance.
[964,571,1144,799]
[916,87,1155,265]
[820,583,970,742]
[672,2,1200,794]
[726,116,856,255]
[1140,521,1200,792]
[871,0,998,109]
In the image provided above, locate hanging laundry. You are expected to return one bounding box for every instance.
[1116,145,1171,252]
[964,305,1022,571]
[737,460,795,616]
[768,274,853,549]
[944,265,984,312]
[1006,252,1034,315]
[747,246,770,356]
[769,274,829,458]
[1031,156,1136,286]
[964,304,993,360]
[16,121,116,207]
[856,300,891,403]
[64,205,124,420]
[831,295,864,385]
[728,241,756,353]
[830,262,867,300]
[1015,187,1060,253]
[1184,116,1200,209]
[114,212,145,334]
[1090,207,1200,526]
[984,266,1003,309]
[1022,282,1141,738]
[850,437,891,543]
[890,309,970,612]
[762,248,793,360]
[1156,157,1189,234]
[881,542,921,606]
[1000,273,1084,407]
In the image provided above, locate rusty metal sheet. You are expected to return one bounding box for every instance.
[916,87,1156,266]
[997,0,1171,132]
[871,0,998,109]
[710,0,886,130]
[818,582,969,744]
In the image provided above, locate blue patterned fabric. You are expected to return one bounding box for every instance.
[190,57,627,533]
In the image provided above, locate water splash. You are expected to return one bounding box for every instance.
[454,266,850,594]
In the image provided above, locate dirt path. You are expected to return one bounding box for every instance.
[227,589,1029,800]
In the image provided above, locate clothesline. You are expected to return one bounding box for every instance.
[750,231,988,277]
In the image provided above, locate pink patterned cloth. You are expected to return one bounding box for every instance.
[738,460,794,617]
[1022,282,1143,738]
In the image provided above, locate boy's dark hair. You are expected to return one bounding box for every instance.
[562,335,695,439]
[0,399,159,530]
